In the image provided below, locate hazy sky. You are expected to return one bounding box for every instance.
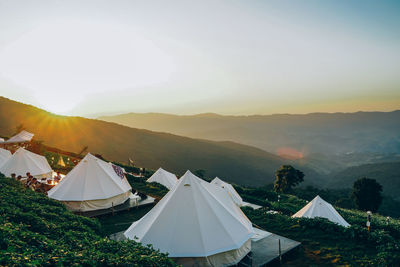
[0,0,399,116]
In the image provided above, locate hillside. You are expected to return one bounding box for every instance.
[0,97,298,186]
[326,161,400,200]
[0,175,176,266]
[99,111,400,156]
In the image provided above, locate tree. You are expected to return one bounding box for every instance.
[274,165,304,193]
[352,177,383,212]
[193,169,206,179]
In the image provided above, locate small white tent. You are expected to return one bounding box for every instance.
[211,177,243,206]
[0,148,12,167]
[125,170,253,267]
[48,153,132,212]
[146,167,178,190]
[0,148,52,178]
[3,130,34,144]
[292,195,350,227]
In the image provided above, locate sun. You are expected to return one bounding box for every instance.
[0,19,176,115]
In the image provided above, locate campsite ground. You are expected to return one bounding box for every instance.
[2,145,399,265]
[98,205,153,236]
[93,178,400,266]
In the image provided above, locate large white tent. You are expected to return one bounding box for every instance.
[146,167,178,190]
[2,130,34,144]
[211,177,243,206]
[125,170,253,267]
[0,148,52,178]
[0,148,12,167]
[292,195,350,227]
[48,153,132,212]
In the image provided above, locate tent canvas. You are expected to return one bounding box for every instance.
[292,195,350,227]
[48,153,131,211]
[3,130,34,144]
[0,148,52,178]
[146,167,178,190]
[125,170,253,267]
[0,148,12,167]
[211,177,243,206]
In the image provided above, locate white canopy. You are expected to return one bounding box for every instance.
[125,170,253,266]
[0,148,52,178]
[211,177,243,206]
[292,195,350,227]
[0,148,11,167]
[146,167,178,190]
[49,153,131,201]
[3,130,34,144]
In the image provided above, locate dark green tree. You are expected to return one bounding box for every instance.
[274,165,304,193]
[352,177,383,212]
[193,169,206,178]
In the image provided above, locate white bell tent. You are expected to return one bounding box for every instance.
[125,170,253,267]
[48,153,132,212]
[0,148,12,167]
[146,167,178,190]
[3,130,34,144]
[0,148,52,178]
[292,195,350,227]
[210,177,243,206]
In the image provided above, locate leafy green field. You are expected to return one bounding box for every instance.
[0,175,176,266]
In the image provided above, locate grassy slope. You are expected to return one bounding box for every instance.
[0,96,290,186]
[237,187,400,265]
[0,176,176,266]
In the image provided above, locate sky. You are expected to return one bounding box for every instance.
[0,0,399,116]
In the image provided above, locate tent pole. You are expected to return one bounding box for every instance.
[278,239,282,264]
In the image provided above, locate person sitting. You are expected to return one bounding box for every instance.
[29,178,38,191]
[16,175,22,182]
[11,173,16,180]
[54,172,62,183]
[25,176,33,187]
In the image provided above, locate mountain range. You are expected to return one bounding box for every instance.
[100,111,400,157]
[1,96,399,198]
[0,96,301,186]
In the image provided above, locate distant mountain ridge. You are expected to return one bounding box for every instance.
[326,161,400,201]
[99,110,400,156]
[0,96,311,187]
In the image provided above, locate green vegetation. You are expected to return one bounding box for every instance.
[352,177,383,212]
[0,175,176,266]
[126,174,169,199]
[238,188,400,265]
[243,207,400,265]
[273,165,304,193]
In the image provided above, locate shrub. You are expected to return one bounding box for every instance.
[0,177,177,266]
